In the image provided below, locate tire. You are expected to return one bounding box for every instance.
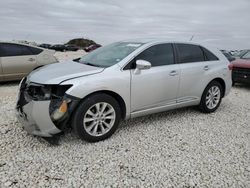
[72,93,121,142]
[199,81,223,113]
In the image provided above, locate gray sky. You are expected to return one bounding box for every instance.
[0,0,249,49]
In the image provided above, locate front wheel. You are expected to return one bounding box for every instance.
[199,81,223,113]
[72,93,121,142]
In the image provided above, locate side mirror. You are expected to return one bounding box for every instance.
[134,60,151,74]
[136,60,151,70]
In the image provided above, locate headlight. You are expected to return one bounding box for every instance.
[26,84,72,101]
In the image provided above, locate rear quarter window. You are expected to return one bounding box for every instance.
[28,46,43,55]
[201,47,219,61]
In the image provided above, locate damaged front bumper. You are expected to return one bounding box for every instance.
[16,78,79,137]
[16,100,61,137]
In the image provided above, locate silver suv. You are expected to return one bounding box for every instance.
[16,39,232,142]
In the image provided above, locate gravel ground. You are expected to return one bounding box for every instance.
[0,52,249,187]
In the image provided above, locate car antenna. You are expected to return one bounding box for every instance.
[189,35,194,41]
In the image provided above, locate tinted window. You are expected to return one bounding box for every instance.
[135,43,174,67]
[176,44,204,63]
[28,46,43,55]
[202,47,219,61]
[242,51,250,59]
[235,50,249,58]
[0,43,33,57]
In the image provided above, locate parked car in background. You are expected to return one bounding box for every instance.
[65,44,79,51]
[50,44,66,52]
[231,51,250,85]
[229,50,238,56]
[0,42,58,82]
[16,39,231,143]
[39,43,52,49]
[221,50,236,62]
[84,44,101,52]
[233,49,250,59]
[241,51,250,59]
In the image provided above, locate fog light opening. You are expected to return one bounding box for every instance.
[51,99,71,121]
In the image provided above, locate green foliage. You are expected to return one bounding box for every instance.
[66,38,97,48]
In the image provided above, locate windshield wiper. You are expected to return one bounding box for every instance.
[84,62,101,67]
[79,61,101,67]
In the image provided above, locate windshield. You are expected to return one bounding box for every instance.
[235,50,248,57]
[242,51,250,59]
[79,42,144,67]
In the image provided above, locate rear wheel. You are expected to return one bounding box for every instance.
[72,93,121,142]
[199,81,223,113]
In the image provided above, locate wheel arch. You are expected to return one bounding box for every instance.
[207,77,226,97]
[79,90,127,120]
[33,65,43,71]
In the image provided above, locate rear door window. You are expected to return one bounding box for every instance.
[0,43,33,57]
[176,43,204,63]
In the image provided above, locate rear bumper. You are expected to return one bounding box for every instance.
[223,79,232,97]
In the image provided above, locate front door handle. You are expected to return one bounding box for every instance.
[28,58,35,62]
[169,70,178,76]
[204,65,209,71]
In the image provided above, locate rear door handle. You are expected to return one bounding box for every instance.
[204,65,209,71]
[169,70,178,76]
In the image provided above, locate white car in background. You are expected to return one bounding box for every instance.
[0,42,58,82]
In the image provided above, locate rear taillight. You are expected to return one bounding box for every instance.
[228,64,233,70]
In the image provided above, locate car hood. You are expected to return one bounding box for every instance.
[232,59,250,69]
[27,60,104,84]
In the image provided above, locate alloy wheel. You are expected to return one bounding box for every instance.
[205,86,221,110]
[83,102,116,136]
